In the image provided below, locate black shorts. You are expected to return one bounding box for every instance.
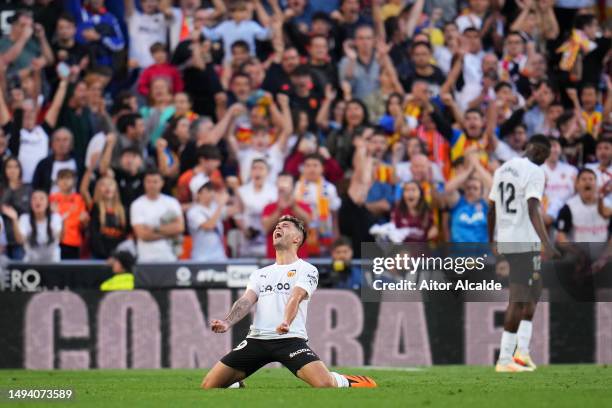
[220,337,320,377]
[504,251,541,286]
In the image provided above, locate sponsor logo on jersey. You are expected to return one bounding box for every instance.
[287,270,296,277]
[260,282,291,293]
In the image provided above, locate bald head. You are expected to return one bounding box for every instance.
[410,154,431,182]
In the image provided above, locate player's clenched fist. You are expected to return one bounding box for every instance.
[211,319,230,333]
[276,322,290,334]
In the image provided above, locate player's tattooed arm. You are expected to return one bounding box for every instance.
[211,290,257,333]
[224,290,258,326]
[224,298,252,325]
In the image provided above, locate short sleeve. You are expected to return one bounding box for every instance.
[246,269,261,296]
[0,217,6,247]
[236,148,250,163]
[85,132,107,169]
[556,205,572,233]
[130,200,147,226]
[51,213,63,239]
[488,172,499,203]
[327,183,342,211]
[187,207,208,231]
[168,197,182,217]
[525,168,546,201]
[201,25,220,41]
[18,214,31,239]
[495,140,519,162]
[76,195,87,213]
[253,23,271,40]
[295,266,318,298]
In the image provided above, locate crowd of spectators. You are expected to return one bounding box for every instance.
[0,0,610,289]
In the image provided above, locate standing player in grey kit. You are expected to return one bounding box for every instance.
[202,215,377,388]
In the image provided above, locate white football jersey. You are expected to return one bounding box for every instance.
[489,157,545,253]
[541,161,577,218]
[246,259,319,340]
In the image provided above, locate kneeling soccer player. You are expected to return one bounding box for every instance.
[201,215,376,389]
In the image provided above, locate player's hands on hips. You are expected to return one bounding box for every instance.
[211,319,230,333]
[276,322,290,334]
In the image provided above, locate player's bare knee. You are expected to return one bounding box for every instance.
[201,375,220,389]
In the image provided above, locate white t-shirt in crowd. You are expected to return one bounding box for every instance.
[542,161,578,219]
[237,143,285,184]
[187,202,227,262]
[456,13,483,33]
[128,10,168,68]
[168,7,195,51]
[202,20,271,62]
[558,195,609,243]
[237,182,277,256]
[0,216,6,247]
[433,46,452,75]
[18,213,63,262]
[294,179,342,213]
[85,131,106,169]
[494,140,522,163]
[237,182,278,232]
[585,162,612,207]
[246,258,319,340]
[489,157,545,253]
[19,126,49,183]
[130,194,182,262]
[463,52,485,84]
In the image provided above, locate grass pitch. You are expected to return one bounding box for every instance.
[1,365,611,407]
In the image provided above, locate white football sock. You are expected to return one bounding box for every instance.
[517,320,533,355]
[330,372,349,388]
[498,331,517,364]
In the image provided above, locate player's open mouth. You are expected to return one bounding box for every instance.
[274,230,283,239]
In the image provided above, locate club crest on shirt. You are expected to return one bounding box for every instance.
[287,270,296,277]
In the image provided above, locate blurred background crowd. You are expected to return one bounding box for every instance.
[0,0,610,288]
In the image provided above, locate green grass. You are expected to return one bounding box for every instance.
[1,365,611,408]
